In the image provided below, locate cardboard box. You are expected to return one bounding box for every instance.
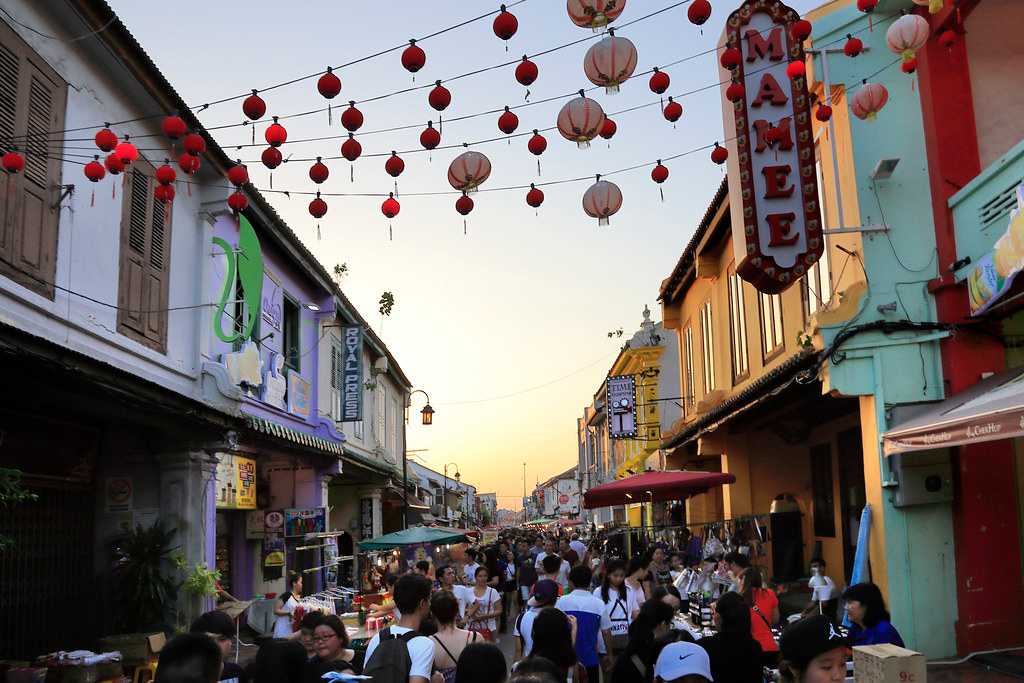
[853,644,926,683]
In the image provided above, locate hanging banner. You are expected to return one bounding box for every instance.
[285,507,327,537]
[288,372,312,418]
[341,326,364,422]
[722,0,823,293]
[607,375,638,439]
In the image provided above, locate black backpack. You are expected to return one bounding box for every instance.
[363,627,418,683]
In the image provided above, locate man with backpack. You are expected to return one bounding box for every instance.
[513,579,559,661]
[363,573,435,683]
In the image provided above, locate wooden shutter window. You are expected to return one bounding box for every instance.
[116,159,172,352]
[0,19,67,299]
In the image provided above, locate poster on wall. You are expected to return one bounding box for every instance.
[246,510,266,539]
[262,534,285,581]
[341,326,364,422]
[105,476,133,512]
[215,454,257,510]
[360,498,374,540]
[285,507,326,537]
[607,375,638,439]
[968,184,1024,315]
[288,373,312,418]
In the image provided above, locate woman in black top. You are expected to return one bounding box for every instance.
[305,615,356,683]
[698,592,763,683]
[530,608,577,680]
[610,599,674,683]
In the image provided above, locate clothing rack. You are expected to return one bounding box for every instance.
[300,554,356,573]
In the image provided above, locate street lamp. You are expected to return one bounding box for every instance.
[403,389,433,529]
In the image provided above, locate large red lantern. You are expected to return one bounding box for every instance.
[663,97,683,122]
[844,35,864,57]
[447,151,492,192]
[516,56,538,87]
[154,184,175,204]
[228,162,249,187]
[429,82,452,112]
[557,93,606,148]
[2,150,24,174]
[688,0,712,25]
[583,30,638,94]
[162,115,187,140]
[155,161,176,186]
[649,68,670,95]
[317,67,342,99]
[178,153,200,175]
[600,118,617,140]
[341,102,364,132]
[493,5,519,41]
[105,153,125,176]
[243,90,266,121]
[84,155,106,183]
[309,157,329,184]
[420,122,441,150]
[262,146,282,169]
[567,0,626,30]
[265,117,287,147]
[95,127,118,152]
[711,143,728,165]
[401,40,426,73]
[851,82,889,120]
[498,106,519,135]
[228,191,248,213]
[583,178,623,226]
[385,152,405,178]
[183,132,206,156]
[115,137,139,165]
[526,184,544,209]
[790,19,812,42]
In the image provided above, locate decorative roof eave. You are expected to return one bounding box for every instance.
[244,415,344,457]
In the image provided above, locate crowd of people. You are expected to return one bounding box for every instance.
[152,527,905,683]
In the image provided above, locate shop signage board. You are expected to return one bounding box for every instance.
[360,498,374,540]
[285,507,326,536]
[723,0,823,294]
[340,326,364,421]
[288,372,312,417]
[215,454,257,510]
[105,476,133,512]
[213,215,264,343]
[967,184,1024,315]
[607,374,638,439]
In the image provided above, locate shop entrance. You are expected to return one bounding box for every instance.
[837,427,867,583]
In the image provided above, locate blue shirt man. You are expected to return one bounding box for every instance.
[556,565,612,680]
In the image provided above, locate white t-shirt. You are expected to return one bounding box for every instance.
[513,606,542,657]
[466,586,501,632]
[592,585,639,638]
[625,582,646,618]
[534,551,551,568]
[555,560,571,589]
[272,593,297,638]
[450,584,470,618]
[364,625,435,680]
[570,540,587,559]
[463,562,481,584]
[809,574,836,602]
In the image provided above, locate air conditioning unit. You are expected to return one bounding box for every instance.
[890,449,954,507]
[373,357,389,375]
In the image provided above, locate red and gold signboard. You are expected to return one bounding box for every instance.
[723,0,823,293]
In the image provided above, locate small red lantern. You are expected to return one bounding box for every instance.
[528,130,547,156]
[688,0,712,26]
[162,115,187,140]
[901,57,918,74]
[816,104,833,122]
[526,184,544,208]
[183,132,206,156]
[791,19,812,42]
[516,56,538,87]
[429,81,452,112]
[178,153,200,175]
[105,154,125,175]
[649,68,670,95]
[600,118,617,140]
[385,152,405,178]
[309,157,329,184]
[381,193,400,217]
[265,117,287,147]
[115,137,139,165]
[786,60,806,80]
[711,143,728,165]
[857,0,878,12]
[228,162,249,187]
[2,150,25,174]
[309,193,328,218]
[651,161,669,184]
[455,193,474,216]
[938,29,957,49]
[765,124,785,145]
[720,47,741,70]
[156,161,176,186]
[493,5,518,41]
[498,106,519,134]
[228,191,248,213]
[154,184,175,204]
[401,40,426,73]
[663,97,683,122]
[844,35,864,57]
[84,155,106,182]
[317,67,342,99]
[726,81,745,102]
[341,102,364,132]
[420,122,441,150]
[243,90,266,121]
[262,146,283,169]
[341,134,362,162]
[95,127,118,152]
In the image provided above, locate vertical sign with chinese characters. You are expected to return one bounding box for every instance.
[723,0,823,294]
[607,375,637,439]
[341,326,364,421]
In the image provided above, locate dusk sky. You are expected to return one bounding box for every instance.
[110,0,821,510]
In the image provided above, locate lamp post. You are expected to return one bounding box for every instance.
[404,389,434,529]
[442,462,461,526]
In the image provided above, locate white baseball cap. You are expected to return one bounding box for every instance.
[654,641,714,682]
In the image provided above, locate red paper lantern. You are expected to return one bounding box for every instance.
[516,56,538,87]
[498,106,519,134]
[448,151,492,192]
[183,132,206,156]
[526,184,544,208]
[726,81,745,102]
[84,156,106,182]
[663,97,683,122]
[938,29,957,49]
[816,104,833,122]
[265,117,287,147]
[429,81,452,112]
[901,57,918,74]
[786,60,806,80]
[651,162,669,184]
[381,193,400,218]
[455,193,474,216]
[401,40,426,73]
[309,194,328,219]
[584,31,638,94]
[857,0,878,12]
[557,93,606,147]
[2,151,25,174]
[317,67,342,99]
[720,47,742,70]
[385,152,405,178]
[649,68,670,95]
[341,134,362,162]
[228,191,248,213]
[261,146,282,169]
[844,35,864,57]
[341,102,364,132]
[95,127,118,152]
[420,122,441,150]
[765,124,785,145]
[228,163,249,187]
[528,130,547,156]
[493,5,518,41]
[600,118,617,140]
[309,157,329,184]
[243,90,266,121]
[105,153,125,175]
[711,143,728,165]
[162,115,187,140]
[115,137,139,164]
[178,153,200,175]
[688,0,712,26]
[567,0,626,30]
[582,178,623,226]
[156,162,176,186]
[154,184,175,203]
[791,19,812,42]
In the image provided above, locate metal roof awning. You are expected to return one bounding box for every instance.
[583,470,736,509]
[244,415,344,456]
[883,367,1024,455]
